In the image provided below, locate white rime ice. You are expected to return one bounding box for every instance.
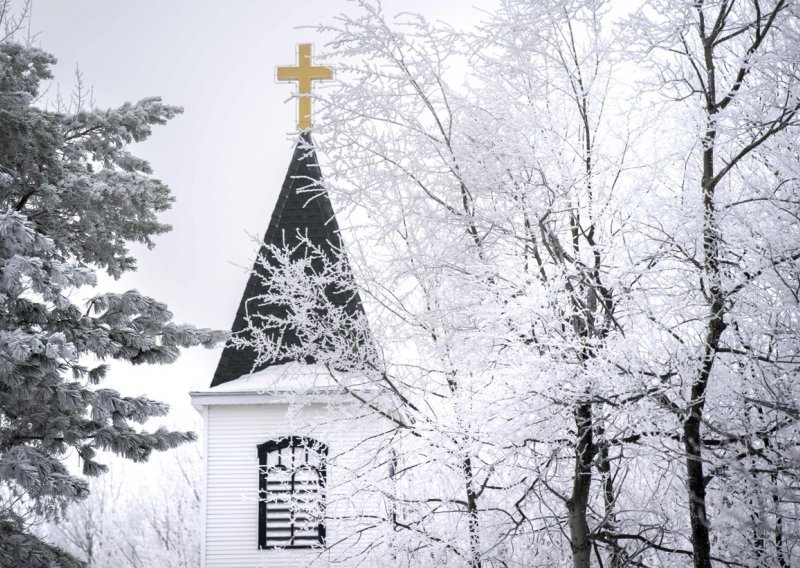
[239,1,800,567]
[0,34,224,568]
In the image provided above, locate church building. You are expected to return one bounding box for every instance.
[190,45,390,568]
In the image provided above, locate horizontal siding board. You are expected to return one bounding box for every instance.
[203,402,387,568]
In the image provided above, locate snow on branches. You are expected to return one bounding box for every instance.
[0,35,224,567]
[240,1,800,567]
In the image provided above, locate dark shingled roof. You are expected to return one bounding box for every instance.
[210,132,366,387]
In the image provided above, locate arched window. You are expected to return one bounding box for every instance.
[258,437,328,549]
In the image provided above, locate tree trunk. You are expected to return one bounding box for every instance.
[462,455,482,568]
[684,23,725,564]
[569,402,593,568]
[774,472,789,568]
[596,428,622,567]
[448,373,482,568]
[683,415,712,568]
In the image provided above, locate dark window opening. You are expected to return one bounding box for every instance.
[258,437,327,549]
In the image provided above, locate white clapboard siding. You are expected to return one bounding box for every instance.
[202,402,387,568]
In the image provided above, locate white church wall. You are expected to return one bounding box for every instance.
[202,400,389,568]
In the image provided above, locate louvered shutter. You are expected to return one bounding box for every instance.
[258,437,327,548]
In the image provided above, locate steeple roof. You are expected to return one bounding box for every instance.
[210,133,366,388]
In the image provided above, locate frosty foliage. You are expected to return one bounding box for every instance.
[242,1,800,567]
[45,445,202,568]
[0,33,224,568]
[236,236,377,374]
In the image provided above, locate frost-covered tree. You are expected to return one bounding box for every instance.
[246,1,646,566]
[625,2,800,566]
[240,1,800,567]
[0,31,223,568]
[47,445,202,568]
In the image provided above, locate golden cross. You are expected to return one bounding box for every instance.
[276,44,334,130]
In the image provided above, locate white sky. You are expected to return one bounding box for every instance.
[29,0,494,430]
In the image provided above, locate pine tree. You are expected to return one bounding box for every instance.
[0,41,224,567]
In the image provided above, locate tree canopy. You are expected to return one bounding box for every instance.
[241,1,800,567]
[0,37,223,567]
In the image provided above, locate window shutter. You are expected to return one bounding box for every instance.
[258,437,327,548]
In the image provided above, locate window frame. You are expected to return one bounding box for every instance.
[257,436,328,549]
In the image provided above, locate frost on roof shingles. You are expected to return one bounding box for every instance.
[210,133,368,388]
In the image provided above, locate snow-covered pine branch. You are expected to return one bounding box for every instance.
[0,30,225,567]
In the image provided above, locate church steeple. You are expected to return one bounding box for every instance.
[193,48,386,568]
[210,132,366,387]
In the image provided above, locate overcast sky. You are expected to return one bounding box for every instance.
[28,0,492,429]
